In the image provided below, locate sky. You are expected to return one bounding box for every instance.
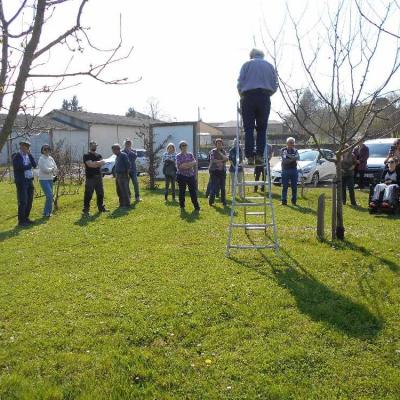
[6,0,400,123]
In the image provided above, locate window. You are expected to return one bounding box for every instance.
[299,150,319,161]
[365,143,391,158]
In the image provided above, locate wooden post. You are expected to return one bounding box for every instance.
[317,193,325,240]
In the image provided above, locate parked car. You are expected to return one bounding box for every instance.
[197,151,210,169]
[100,154,116,176]
[271,149,336,186]
[363,138,396,183]
[134,148,149,173]
[100,149,149,176]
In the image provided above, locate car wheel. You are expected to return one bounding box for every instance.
[311,172,319,187]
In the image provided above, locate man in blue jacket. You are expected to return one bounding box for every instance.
[12,140,37,226]
[237,48,278,166]
[112,143,131,208]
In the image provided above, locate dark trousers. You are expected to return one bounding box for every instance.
[241,90,271,158]
[177,174,200,209]
[15,178,34,224]
[209,171,226,205]
[116,174,131,207]
[254,165,265,192]
[355,169,366,189]
[83,175,104,212]
[282,168,298,203]
[164,175,176,199]
[342,173,356,205]
[128,170,140,199]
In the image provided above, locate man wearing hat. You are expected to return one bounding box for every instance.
[82,141,107,215]
[111,143,131,208]
[12,139,37,226]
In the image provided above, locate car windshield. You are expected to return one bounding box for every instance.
[365,143,391,158]
[299,150,318,161]
[136,151,147,158]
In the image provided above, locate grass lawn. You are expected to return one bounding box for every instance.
[0,176,399,399]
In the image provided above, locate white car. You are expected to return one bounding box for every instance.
[134,148,149,173]
[100,149,149,176]
[363,138,396,183]
[271,149,336,186]
[100,154,116,176]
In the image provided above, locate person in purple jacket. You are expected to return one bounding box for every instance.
[12,140,37,226]
[353,142,369,189]
[176,141,200,212]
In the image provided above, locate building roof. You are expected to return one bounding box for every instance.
[47,109,157,128]
[0,113,79,131]
[210,119,282,128]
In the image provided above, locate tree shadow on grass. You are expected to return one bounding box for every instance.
[322,238,399,273]
[287,204,317,215]
[230,247,383,340]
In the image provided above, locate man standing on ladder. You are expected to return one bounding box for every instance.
[237,48,278,165]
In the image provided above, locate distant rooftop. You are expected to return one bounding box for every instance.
[0,113,78,131]
[47,109,158,128]
[210,119,282,128]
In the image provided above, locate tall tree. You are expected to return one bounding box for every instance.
[61,95,82,111]
[0,0,137,152]
[265,0,400,240]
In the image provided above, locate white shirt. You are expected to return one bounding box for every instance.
[38,155,58,180]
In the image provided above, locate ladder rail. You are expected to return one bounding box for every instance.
[226,104,279,256]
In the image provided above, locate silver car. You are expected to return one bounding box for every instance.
[271,149,336,186]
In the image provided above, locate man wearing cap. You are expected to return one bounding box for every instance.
[237,48,278,166]
[122,138,141,202]
[112,143,131,208]
[12,140,37,226]
[82,141,107,216]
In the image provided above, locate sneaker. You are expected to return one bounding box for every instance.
[82,210,90,217]
[281,201,287,206]
[291,201,297,206]
[18,221,30,227]
[381,201,390,208]
[99,207,109,213]
[135,197,142,202]
[369,201,377,208]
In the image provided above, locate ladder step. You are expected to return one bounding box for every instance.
[238,181,269,186]
[228,245,276,249]
[232,223,273,229]
[234,202,265,207]
[246,211,266,215]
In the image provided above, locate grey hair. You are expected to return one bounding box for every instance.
[250,48,264,59]
[166,142,175,151]
[286,137,296,143]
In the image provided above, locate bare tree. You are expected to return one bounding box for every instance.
[136,97,169,190]
[264,0,400,240]
[0,0,138,152]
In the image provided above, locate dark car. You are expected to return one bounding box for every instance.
[197,152,210,169]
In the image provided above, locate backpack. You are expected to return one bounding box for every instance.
[163,159,177,177]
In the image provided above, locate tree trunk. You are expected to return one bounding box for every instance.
[331,178,337,240]
[0,0,47,152]
[335,158,345,240]
[317,193,325,240]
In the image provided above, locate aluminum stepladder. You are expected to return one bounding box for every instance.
[226,104,279,256]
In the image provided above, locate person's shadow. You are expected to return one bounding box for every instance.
[230,248,383,340]
[179,208,200,222]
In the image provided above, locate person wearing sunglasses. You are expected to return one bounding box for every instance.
[176,141,200,212]
[370,157,400,209]
[38,144,58,217]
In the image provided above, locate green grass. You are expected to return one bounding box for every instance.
[0,176,399,399]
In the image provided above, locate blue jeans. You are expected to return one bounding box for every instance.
[209,171,226,205]
[281,168,298,203]
[241,89,271,158]
[40,180,53,216]
[129,170,140,199]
